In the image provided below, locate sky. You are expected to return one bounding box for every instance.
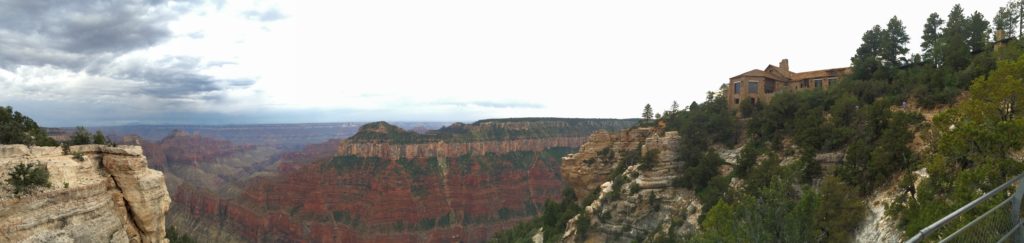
[0,0,1010,127]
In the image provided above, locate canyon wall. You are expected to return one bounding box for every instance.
[169,119,635,242]
[0,145,171,243]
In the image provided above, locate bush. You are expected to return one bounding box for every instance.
[6,163,51,195]
[167,226,197,243]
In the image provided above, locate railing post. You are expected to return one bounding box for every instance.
[1012,177,1024,243]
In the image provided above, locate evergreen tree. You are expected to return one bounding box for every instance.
[851,25,885,79]
[671,100,680,113]
[995,6,1017,40]
[642,104,654,121]
[70,126,92,145]
[922,13,945,66]
[941,4,971,69]
[881,16,910,67]
[93,130,107,145]
[966,11,992,53]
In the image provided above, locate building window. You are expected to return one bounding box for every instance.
[827,77,838,87]
[814,79,822,88]
[765,80,775,94]
[735,99,740,104]
[748,81,759,93]
[734,82,741,94]
[801,80,809,88]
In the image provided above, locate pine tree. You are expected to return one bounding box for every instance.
[642,104,654,122]
[941,4,971,69]
[922,13,945,66]
[881,16,910,67]
[671,100,680,113]
[70,127,92,145]
[966,11,992,53]
[851,25,884,79]
[93,130,106,145]
[995,6,1017,40]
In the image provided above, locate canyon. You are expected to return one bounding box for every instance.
[149,118,634,242]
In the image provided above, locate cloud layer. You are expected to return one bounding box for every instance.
[0,0,262,125]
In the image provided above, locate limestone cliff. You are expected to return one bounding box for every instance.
[0,145,171,243]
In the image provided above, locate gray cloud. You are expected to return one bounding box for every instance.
[0,0,192,70]
[0,0,254,108]
[104,56,253,100]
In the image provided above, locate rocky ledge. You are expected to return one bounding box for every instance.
[0,144,171,243]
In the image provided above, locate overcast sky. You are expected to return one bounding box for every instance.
[0,0,1009,126]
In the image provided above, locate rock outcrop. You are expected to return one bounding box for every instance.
[561,128,654,201]
[0,145,171,243]
[561,128,702,242]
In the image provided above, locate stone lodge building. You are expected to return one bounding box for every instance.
[727,59,851,110]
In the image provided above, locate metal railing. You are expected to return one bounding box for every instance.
[907,173,1024,243]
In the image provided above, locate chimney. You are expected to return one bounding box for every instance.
[780,59,789,72]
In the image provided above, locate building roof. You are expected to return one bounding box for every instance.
[731,69,788,81]
[790,67,851,81]
[731,59,850,82]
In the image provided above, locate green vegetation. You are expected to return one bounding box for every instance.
[698,4,1011,241]
[0,106,56,146]
[663,90,738,210]
[892,42,1024,238]
[167,226,197,243]
[5,163,51,196]
[68,126,112,145]
[489,188,588,243]
[494,2,1024,242]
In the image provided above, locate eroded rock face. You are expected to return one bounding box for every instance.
[561,128,654,201]
[0,145,171,243]
[561,129,702,243]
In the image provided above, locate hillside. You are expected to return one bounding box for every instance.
[493,3,1024,242]
[167,118,635,242]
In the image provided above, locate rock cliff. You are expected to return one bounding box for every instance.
[560,128,702,242]
[0,145,171,243]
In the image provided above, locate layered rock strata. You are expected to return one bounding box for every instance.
[169,119,635,242]
[0,145,171,243]
[561,128,702,242]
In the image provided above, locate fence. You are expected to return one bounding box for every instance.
[906,173,1024,243]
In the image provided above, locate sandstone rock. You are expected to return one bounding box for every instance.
[562,128,655,200]
[561,128,702,242]
[531,227,543,243]
[854,177,905,243]
[0,145,171,243]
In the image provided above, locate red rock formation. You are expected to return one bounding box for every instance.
[168,119,635,242]
[140,130,248,169]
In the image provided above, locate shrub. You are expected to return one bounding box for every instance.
[167,226,197,243]
[6,163,51,195]
[61,143,70,155]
